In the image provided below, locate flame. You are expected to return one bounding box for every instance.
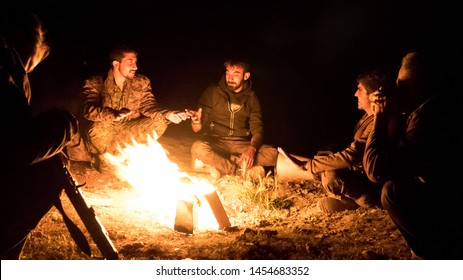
[104,131,219,231]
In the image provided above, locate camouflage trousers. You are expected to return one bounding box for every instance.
[191,136,278,176]
[320,168,382,207]
[87,116,167,155]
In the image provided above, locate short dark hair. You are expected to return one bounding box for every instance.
[357,70,386,94]
[224,58,250,73]
[108,44,138,66]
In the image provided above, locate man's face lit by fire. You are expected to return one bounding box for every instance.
[225,65,250,93]
[116,52,138,79]
[355,82,372,113]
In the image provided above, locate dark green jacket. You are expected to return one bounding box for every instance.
[198,75,264,143]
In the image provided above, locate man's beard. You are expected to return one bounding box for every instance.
[227,81,241,91]
[125,71,136,79]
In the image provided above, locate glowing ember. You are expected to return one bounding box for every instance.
[104,131,223,232]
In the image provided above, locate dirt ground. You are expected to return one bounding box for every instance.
[20,123,413,260]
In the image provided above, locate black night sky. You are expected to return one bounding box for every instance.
[16,0,462,156]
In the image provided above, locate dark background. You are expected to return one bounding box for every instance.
[15,0,461,156]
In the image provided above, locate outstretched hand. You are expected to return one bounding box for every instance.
[185,108,202,124]
[165,110,190,124]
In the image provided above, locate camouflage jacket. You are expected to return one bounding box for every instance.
[82,69,168,123]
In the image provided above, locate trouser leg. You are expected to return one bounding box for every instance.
[254,144,278,167]
[191,138,278,176]
[382,179,435,258]
[321,168,381,206]
[382,179,463,259]
[191,139,237,175]
[112,117,167,147]
[1,155,64,259]
[87,117,168,155]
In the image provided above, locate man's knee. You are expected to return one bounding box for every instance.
[381,181,395,210]
[87,123,113,154]
[257,145,278,166]
[191,140,209,155]
[132,116,168,139]
[151,120,168,139]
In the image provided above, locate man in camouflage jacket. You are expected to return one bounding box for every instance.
[82,45,188,170]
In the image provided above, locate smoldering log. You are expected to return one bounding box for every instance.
[204,190,231,230]
[174,200,194,234]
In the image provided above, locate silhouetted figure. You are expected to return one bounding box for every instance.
[1,5,78,259]
[364,50,463,259]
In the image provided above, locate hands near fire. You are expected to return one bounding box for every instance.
[238,146,257,170]
[114,108,137,122]
[186,108,202,132]
[186,108,202,123]
[165,110,190,124]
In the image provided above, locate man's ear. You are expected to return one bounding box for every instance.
[112,60,119,68]
[244,72,250,80]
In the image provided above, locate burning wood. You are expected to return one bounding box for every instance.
[174,200,194,234]
[204,190,231,230]
[104,131,231,234]
[173,190,231,234]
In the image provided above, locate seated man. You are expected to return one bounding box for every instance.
[1,6,78,259]
[364,51,463,259]
[287,70,388,213]
[81,45,189,171]
[188,58,278,180]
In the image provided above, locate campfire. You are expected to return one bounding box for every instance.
[104,131,230,234]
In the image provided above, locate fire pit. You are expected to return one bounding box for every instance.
[104,131,230,234]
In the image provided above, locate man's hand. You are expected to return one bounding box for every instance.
[186,108,202,132]
[114,108,135,122]
[185,108,202,124]
[239,145,257,170]
[165,110,189,124]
